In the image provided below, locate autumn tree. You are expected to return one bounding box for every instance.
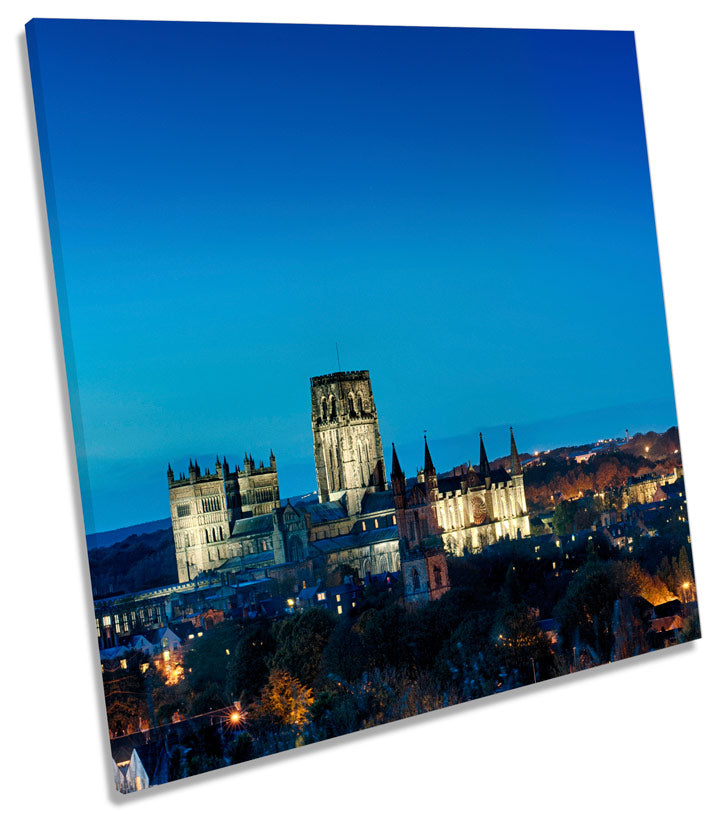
[255,669,314,729]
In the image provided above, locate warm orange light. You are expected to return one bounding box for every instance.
[682,582,690,589]
[230,712,241,724]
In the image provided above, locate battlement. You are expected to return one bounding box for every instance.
[168,452,277,487]
[168,472,223,488]
[311,370,370,386]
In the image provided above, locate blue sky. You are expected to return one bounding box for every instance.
[27,21,677,533]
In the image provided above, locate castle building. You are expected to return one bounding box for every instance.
[392,429,530,558]
[310,371,387,515]
[391,440,450,605]
[166,368,529,586]
[168,452,282,582]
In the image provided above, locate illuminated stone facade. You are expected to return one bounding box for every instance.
[168,453,281,582]
[310,371,387,515]
[392,431,530,559]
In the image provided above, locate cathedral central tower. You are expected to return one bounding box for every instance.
[310,370,387,513]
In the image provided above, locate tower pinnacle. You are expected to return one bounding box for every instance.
[510,426,522,476]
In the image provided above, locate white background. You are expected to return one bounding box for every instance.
[2,2,718,816]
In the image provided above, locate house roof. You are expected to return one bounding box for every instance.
[295,498,349,524]
[311,525,399,554]
[654,599,682,618]
[361,490,395,515]
[436,468,510,495]
[297,583,322,601]
[230,514,276,537]
[144,627,181,646]
[327,582,361,596]
[100,646,130,661]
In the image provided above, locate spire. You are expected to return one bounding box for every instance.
[479,433,491,488]
[423,433,439,500]
[391,442,403,480]
[510,426,522,476]
[424,434,436,477]
[390,443,407,510]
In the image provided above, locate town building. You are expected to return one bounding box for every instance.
[165,367,530,592]
[168,453,281,582]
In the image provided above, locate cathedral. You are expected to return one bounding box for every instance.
[167,368,530,586]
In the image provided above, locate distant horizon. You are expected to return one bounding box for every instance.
[85,394,677,535]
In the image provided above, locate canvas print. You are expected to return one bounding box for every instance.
[26,19,701,793]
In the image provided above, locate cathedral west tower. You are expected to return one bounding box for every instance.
[310,370,387,514]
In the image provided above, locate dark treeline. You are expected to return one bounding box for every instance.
[89,528,175,597]
[103,499,698,780]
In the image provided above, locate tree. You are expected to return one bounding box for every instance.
[228,732,253,765]
[351,603,413,672]
[271,607,336,686]
[183,620,242,697]
[255,669,314,729]
[553,558,631,664]
[319,616,366,683]
[228,621,275,701]
[676,546,696,600]
[552,501,573,536]
[103,650,151,736]
[491,567,553,687]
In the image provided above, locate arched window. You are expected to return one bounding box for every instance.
[357,394,364,414]
[287,535,303,562]
[321,397,328,421]
[348,394,355,416]
[329,395,337,420]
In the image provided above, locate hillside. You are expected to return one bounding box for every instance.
[489,426,681,510]
[86,517,172,551]
[89,526,175,598]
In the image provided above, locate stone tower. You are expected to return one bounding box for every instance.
[310,370,387,514]
[168,452,280,583]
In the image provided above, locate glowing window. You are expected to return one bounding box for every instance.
[317,592,326,601]
[120,659,127,670]
[337,605,342,614]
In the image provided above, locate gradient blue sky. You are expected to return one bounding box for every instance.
[27,20,677,533]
